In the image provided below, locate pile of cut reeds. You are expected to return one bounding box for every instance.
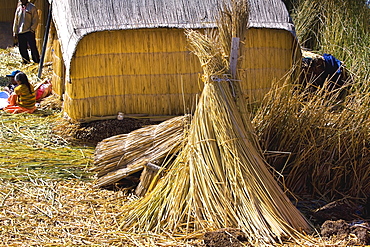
[120,1,312,245]
[92,115,190,188]
[0,110,94,181]
[253,76,370,202]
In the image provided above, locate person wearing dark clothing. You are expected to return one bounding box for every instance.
[13,0,40,64]
[4,70,21,94]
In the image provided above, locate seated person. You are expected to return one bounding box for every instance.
[0,70,21,109]
[4,70,21,94]
[3,72,36,114]
[35,79,53,102]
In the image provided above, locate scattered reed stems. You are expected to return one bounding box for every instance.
[0,111,94,181]
[1,177,363,246]
[0,178,201,246]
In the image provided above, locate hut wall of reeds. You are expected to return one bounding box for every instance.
[33,0,49,54]
[64,28,203,119]
[0,0,17,22]
[240,28,300,103]
[50,0,300,121]
[0,1,18,49]
[50,23,65,98]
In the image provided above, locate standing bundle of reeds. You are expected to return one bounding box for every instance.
[120,1,311,245]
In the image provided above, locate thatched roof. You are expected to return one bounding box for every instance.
[50,0,295,81]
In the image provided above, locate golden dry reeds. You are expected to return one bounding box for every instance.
[92,115,190,188]
[0,110,94,181]
[253,77,370,203]
[1,178,366,246]
[1,46,366,246]
[0,178,202,246]
[120,1,312,245]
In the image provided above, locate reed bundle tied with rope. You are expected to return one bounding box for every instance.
[92,115,190,188]
[120,1,312,245]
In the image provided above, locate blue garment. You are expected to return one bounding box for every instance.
[322,53,343,83]
[0,91,10,109]
[0,91,10,99]
[323,53,342,74]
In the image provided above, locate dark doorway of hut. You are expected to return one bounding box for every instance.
[53,116,160,146]
[0,22,13,48]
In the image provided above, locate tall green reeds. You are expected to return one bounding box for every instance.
[292,0,370,84]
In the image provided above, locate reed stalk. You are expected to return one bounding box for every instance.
[292,0,370,84]
[253,75,370,202]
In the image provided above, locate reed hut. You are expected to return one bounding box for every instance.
[49,0,300,122]
[0,0,18,48]
[33,0,50,54]
[0,0,17,23]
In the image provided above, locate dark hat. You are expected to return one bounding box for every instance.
[6,70,21,77]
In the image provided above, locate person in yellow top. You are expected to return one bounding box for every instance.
[13,0,40,64]
[3,72,36,113]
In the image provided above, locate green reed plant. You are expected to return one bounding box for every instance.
[292,0,370,84]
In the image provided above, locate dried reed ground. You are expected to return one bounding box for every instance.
[0,46,364,245]
[0,179,359,246]
[0,48,201,246]
[0,178,208,246]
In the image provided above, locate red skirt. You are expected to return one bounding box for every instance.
[3,94,36,114]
